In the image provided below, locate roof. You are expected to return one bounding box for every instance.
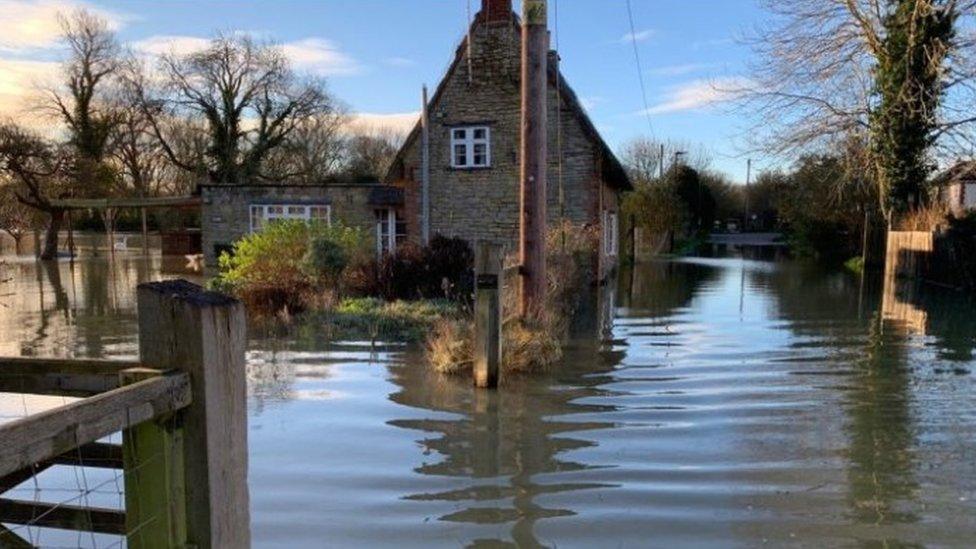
[198,178,383,189]
[933,161,976,186]
[385,9,632,192]
[50,196,201,210]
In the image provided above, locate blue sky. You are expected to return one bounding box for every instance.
[0,0,772,182]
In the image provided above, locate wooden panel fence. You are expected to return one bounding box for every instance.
[885,231,934,280]
[0,280,249,549]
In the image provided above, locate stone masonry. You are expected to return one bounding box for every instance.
[200,183,396,267]
[386,2,629,270]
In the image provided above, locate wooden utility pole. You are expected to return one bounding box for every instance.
[519,0,548,318]
[421,85,431,246]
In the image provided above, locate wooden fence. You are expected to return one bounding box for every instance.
[885,231,934,280]
[0,280,249,548]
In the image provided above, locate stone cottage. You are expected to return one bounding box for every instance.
[200,181,405,266]
[934,161,976,217]
[385,0,632,274]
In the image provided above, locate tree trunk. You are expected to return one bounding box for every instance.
[40,209,64,260]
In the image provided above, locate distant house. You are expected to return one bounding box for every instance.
[934,161,976,216]
[200,181,405,266]
[385,0,632,273]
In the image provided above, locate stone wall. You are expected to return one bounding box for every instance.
[200,184,384,267]
[390,17,623,266]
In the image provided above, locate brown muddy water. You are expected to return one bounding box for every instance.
[1,243,975,547]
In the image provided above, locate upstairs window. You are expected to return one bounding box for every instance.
[450,126,491,169]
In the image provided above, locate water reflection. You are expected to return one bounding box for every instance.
[387,341,624,547]
[2,249,975,546]
[0,251,194,358]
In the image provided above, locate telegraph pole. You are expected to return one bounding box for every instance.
[519,0,548,318]
[421,85,431,245]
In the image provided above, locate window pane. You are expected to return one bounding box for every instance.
[453,129,466,140]
[473,143,487,166]
[454,144,467,166]
[288,206,306,216]
[473,128,487,140]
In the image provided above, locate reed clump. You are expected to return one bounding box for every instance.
[426,221,597,376]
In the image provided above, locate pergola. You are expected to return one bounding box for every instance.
[48,195,201,256]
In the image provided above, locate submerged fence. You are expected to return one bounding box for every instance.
[0,280,249,548]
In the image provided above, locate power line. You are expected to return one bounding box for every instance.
[625,0,655,139]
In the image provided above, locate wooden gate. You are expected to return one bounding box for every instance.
[0,280,249,548]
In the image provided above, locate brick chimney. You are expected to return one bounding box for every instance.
[482,0,513,23]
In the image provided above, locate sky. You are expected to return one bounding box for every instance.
[0,0,771,183]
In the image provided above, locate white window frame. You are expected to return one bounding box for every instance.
[450,125,491,169]
[249,203,331,233]
[375,208,406,257]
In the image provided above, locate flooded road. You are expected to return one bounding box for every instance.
[2,249,975,547]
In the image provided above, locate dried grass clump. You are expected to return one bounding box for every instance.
[426,221,595,377]
[502,317,562,374]
[425,316,562,376]
[426,318,474,374]
[896,204,949,232]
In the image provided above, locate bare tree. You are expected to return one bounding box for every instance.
[619,138,712,185]
[110,95,166,198]
[263,110,348,184]
[740,0,975,159]
[130,33,340,185]
[0,181,39,254]
[341,126,404,180]
[0,124,70,259]
[45,9,123,193]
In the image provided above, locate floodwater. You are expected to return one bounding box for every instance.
[2,241,976,547]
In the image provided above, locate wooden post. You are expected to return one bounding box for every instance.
[141,207,149,256]
[519,0,548,318]
[120,368,187,548]
[66,210,75,260]
[474,243,503,389]
[137,280,250,548]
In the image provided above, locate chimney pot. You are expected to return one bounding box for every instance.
[482,0,513,23]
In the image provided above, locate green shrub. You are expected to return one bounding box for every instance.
[214,219,366,312]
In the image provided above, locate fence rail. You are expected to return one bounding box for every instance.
[0,279,249,548]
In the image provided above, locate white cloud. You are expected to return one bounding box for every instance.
[648,63,714,77]
[133,35,210,57]
[280,38,359,76]
[0,0,127,51]
[384,56,416,68]
[643,77,751,115]
[346,112,419,136]
[134,34,360,76]
[620,29,655,43]
[0,58,59,122]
